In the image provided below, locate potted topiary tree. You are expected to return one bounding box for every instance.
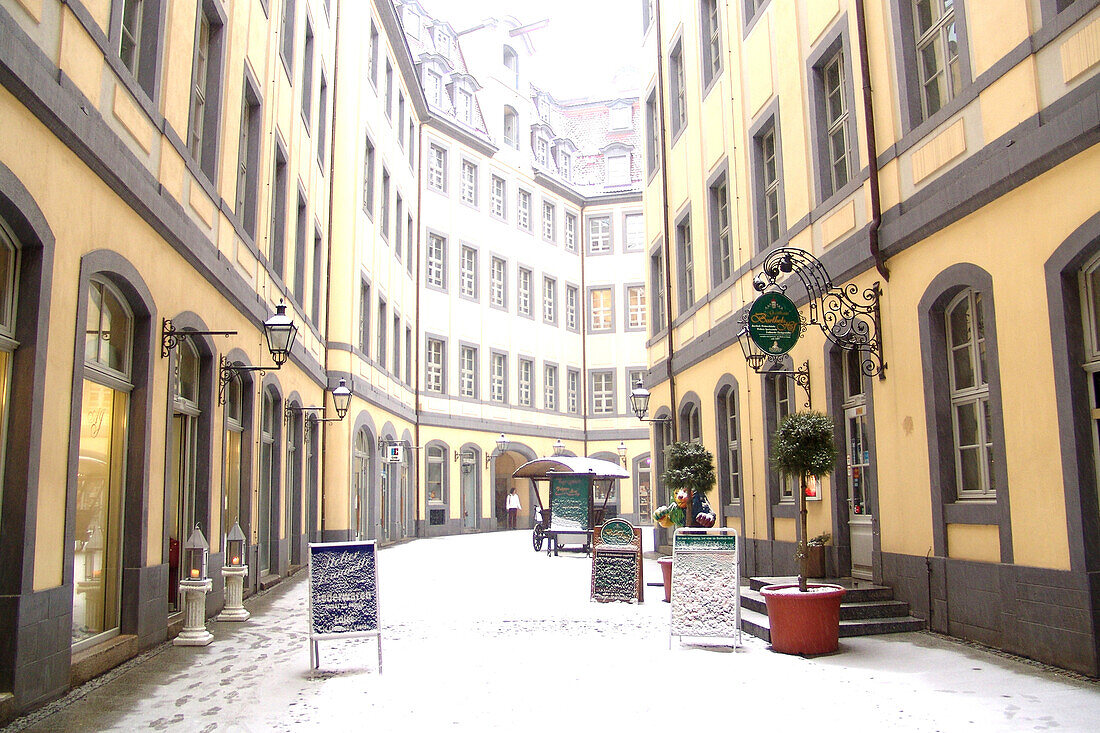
[760,411,845,654]
[652,442,717,601]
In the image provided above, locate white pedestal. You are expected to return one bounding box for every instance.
[217,565,250,622]
[173,578,214,646]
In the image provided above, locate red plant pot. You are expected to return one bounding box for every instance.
[658,557,673,603]
[760,583,846,655]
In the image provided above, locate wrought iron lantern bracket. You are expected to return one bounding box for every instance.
[161,318,237,358]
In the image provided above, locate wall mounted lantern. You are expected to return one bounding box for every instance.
[485,433,508,469]
[629,380,672,423]
[552,439,567,456]
[617,441,628,468]
[285,378,353,423]
[218,302,300,404]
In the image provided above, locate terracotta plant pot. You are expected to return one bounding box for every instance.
[760,583,846,655]
[658,556,673,603]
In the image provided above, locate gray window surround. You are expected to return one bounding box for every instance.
[394,193,403,261]
[188,0,226,184]
[542,200,556,244]
[384,58,394,120]
[1040,0,1097,26]
[542,275,557,325]
[358,276,370,357]
[425,440,450,506]
[392,313,401,375]
[460,158,479,209]
[111,0,167,104]
[807,21,859,205]
[380,166,390,241]
[742,0,773,36]
[300,14,314,126]
[490,173,507,220]
[368,20,379,88]
[642,0,654,35]
[293,189,307,304]
[376,297,387,375]
[589,369,617,416]
[405,326,412,384]
[279,0,295,79]
[714,376,743,514]
[428,141,448,193]
[458,342,479,399]
[565,211,578,252]
[649,243,667,335]
[700,0,723,98]
[707,162,733,289]
[518,356,534,406]
[397,93,406,149]
[543,361,559,412]
[424,333,447,394]
[622,210,645,254]
[517,266,533,319]
[490,349,508,404]
[762,365,797,520]
[517,188,533,232]
[674,206,694,314]
[311,226,322,324]
[890,0,973,134]
[668,33,687,145]
[567,367,581,414]
[678,392,702,443]
[406,214,415,276]
[565,282,580,333]
[459,244,479,302]
[316,72,328,170]
[749,100,785,254]
[623,282,647,332]
[269,139,289,282]
[586,214,613,255]
[425,229,447,292]
[645,85,660,181]
[362,132,375,218]
[918,264,1012,562]
[588,285,615,333]
[489,254,508,311]
[236,72,263,242]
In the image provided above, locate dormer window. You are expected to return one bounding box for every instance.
[436,29,451,58]
[560,153,572,182]
[536,137,549,166]
[425,69,443,106]
[503,45,519,88]
[404,7,421,40]
[504,107,518,149]
[610,105,632,130]
[456,87,473,124]
[606,153,630,185]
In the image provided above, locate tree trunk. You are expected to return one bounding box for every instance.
[798,472,808,592]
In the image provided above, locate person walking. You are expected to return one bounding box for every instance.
[506,488,521,530]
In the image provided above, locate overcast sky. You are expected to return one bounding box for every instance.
[418,0,644,100]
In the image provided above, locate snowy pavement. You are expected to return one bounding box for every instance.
[7,530,1100,732]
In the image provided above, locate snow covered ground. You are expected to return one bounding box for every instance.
[10,530,1100,732]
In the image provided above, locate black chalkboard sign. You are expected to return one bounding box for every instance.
[308,541,382,671]
[549,474,592,531]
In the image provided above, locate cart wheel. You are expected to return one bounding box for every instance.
[532,526,545,552]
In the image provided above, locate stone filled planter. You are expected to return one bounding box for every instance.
[760,583,846,655]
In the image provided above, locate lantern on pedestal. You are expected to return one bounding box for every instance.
[218,522,250,622]
[174,525,213,646]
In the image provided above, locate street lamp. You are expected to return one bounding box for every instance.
[629,380,671,423]
[736,326,769,371]
[285,378,353,423]
[218,302,301,404]
[617,440,627,468]
[485,433,508,469]
[552,439,567,457]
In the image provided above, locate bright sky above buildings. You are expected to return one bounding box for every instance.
[418,0,643,100]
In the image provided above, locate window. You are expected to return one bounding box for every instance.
[384,58,393,119]
[744,0,771,25]
[681,402,702,443]
[559,153,572,182]
[405,327,412,384]
[461,160,478,206]
[771,374,795,500]
[519,359,533,406]
[362,134,375,216]
[518,267,532,316]
[368,20,379,87]
[460,245,478,300]
[624,213,644,252]
[543,276,557,324]
[236,79,262,238]
[301,19,314,124]
[118,0,165,99]
[609,105,631,130]
[427,445,445,502]
[317,74,328,168]
[398,94,406,148]
[426,338,445,393]
[459,345,478,398]
[503,46,519,87]
[491,175,506,219]
[816,47,852,197]
[592,371,615,414]
[651,248,667,332]
[914,0,961,121]
[408,120,416,168]
[565,213,577,252]
[536,137,549,166]
[491,353,507,402]
[407,215,415,275]
[380,167,390,239]
[590,287,612,331]
[676,215,695,313]
[718,385,741,504]
[427,233,446,289]
[567,370,580,414]
[358,279,370,355]
[518,189,531,231]
[606,154,630,185]
[627,285,646,329]
[293,193,307,301]
[429,144,447,192]
[645,90,660,175]
[456,87,473,125]
[588,216,612,253]
[755,122,783,249]
[394,194,403,259]
[311,229,323,324]
[392,314,401,375]
[270,145,288,280]
[544,365,558,411]
[280,0,295,73]
[490,257,506,308]
[642,0,654,33]
[669,39,687,137]
[946,289,993,497]
[503,107,519,148]
[701,0,722,88]
[377,299,387,369]
[709,174,732,283]
[566,285,578,331]
[425,69,443,106]
[188,7,223,181]
[542,202,556,242]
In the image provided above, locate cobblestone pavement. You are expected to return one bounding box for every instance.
[6,531,1100,732]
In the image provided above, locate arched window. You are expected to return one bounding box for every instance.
[680,401,701,443]
[258,387,280,574]
[353,427,371,539]
[73,279,133,649]
[222,372,246,546]
[426,444,446,503]
[946,289,993,498]
[716,383,741,506]
[503,45,519,87]
[285,407,303,565]
[503,107,518,149]
[168,339,202,612]
[0,219,18,536]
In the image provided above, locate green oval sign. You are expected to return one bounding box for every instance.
[748,292,801,355]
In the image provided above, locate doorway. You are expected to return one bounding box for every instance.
[841,345,874,580]
[460,449,480,530]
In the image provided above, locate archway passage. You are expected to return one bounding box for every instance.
[492,451,531,529]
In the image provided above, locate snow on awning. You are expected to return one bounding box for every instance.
[511,456,629,480]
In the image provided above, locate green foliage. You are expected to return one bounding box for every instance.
[660,441,716,495]
[770,411,838,481]
[808,532,832,547]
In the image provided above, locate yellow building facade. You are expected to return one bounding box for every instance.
[642,0,1100,674]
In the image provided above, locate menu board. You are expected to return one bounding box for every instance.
[308,541,382,671]
[550,474,591,531]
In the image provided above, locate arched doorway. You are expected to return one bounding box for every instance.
[490,444,537,529]
[352,426,373,540]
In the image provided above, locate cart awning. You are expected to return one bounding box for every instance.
[511,456,629,480]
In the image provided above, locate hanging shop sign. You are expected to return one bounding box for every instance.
[670,528,741,647]
[384,444,404,463]
[308,541,382,672]
[748,291,801,355]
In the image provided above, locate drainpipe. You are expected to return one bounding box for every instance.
[855,0,889,281]
[413,121,425,537]
[580,213,589,459]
